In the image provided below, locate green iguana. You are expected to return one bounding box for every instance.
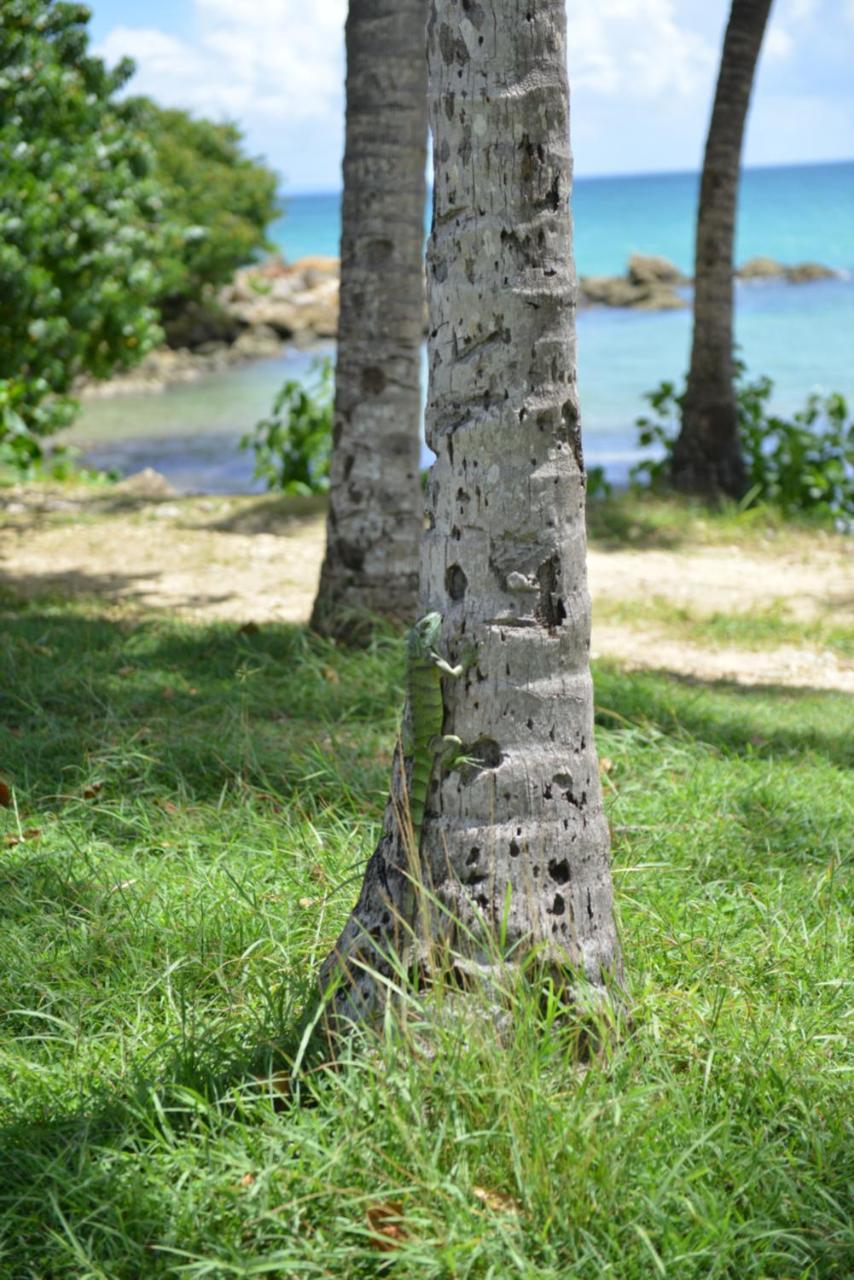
[403,612,474,848]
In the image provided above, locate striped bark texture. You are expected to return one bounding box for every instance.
[310,0,427,640]
[673,0,774,498]
[319,0,621,1025]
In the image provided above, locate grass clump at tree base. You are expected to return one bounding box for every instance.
[0,592,850,1277]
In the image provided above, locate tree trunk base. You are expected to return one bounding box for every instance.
[671,395,747,500]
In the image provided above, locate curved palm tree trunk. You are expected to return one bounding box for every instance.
[672,0,774,499]
[319,0,621,1026]
[310,0,427,640]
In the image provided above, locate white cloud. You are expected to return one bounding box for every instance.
[566,0,715,99]
[96,0,852,189]
[97,0,347,126]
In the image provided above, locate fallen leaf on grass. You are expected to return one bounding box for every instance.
[3,828,42,847]
[0,780,11,807]
[366,1201,407,1252]
[117,665,135,677]
[239,1173,256,1188]
[82,783,103,800]
[298,896,318,909]
[599,757,614,775]
[321,666,340,684]
[473,1185,520,1215]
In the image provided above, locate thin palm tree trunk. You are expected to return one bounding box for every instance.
[672,0,774,498]
[310,0,427,640]
[319,0,621,1026]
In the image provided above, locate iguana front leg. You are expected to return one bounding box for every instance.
[430,639,478,681]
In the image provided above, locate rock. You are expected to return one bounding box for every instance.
[161,300,242,349]
[114,468,177,498]
[579,274,686,310]
[220,256,340,340]
[737,256,836,282]
[232,325,283,359]
[737,256,785,278]
[627,254,687,286]
[784,261,836,283]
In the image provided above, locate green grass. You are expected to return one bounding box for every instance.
[0,592,851,1278]
[595,596,854,658]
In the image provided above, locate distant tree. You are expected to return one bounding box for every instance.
[309,0,427,640]
[138,101,279,326]
[671,0,774,498]
[318,0,621,1030]
[0,0,164,467]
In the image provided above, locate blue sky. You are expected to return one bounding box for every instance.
[89,0,854,194]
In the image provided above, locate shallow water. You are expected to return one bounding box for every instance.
[70,160,854,494]
[71,278,854,494]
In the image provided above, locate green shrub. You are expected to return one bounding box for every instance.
[137,101,280,317]
[633,370,853,522]
[0,0,166,468]
[241,358,333,495]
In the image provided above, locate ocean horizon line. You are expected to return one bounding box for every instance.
[278,155,854,202]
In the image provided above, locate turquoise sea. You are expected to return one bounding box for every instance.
[73,160,854,491]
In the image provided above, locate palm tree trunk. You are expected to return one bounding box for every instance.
[310,0,427,640]
[672,0,774,499]
[319,0,621,1026]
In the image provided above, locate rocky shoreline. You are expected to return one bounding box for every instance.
[80,252,840,400]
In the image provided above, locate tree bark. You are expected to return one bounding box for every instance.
[672,0,774,499]
[319,0,621,1027]
[310,0,427,640]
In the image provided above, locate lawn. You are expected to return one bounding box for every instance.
[0,587,851,1278]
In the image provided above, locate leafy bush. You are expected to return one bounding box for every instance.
[241,358,333,495]
[137,101,280,318]
[633,371,853,522]
[0,0,166,467]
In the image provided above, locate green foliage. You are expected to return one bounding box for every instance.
[241,358,334,495]
[0,587,850,1277]
[0,0,166,466]
[138,100,280,310]
[633,370,854,523]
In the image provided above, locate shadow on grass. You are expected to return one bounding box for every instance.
[0,598,401,817]
[0,567,239,615]
[0,1012,315,1279]
[1,595,850,825]
[593,663,853,770]
[198,491,328,535]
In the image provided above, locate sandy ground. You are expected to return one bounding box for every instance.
[1,485,851,692]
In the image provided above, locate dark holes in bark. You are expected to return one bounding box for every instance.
[536,554,567,630]
[365,238,393,267]
[451,525,461,541]
[548,857,570,885]
[509,839,520,857]
[549,894,565,916]
[360,366,387,397]
[342,453,354,481]
[526,718,534,731]
[445,563,467,601]
[586,888,594,923]
[466,846,480,866]
[337,539,365,572]
[460,737,502,784]
[461,0,486,27]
